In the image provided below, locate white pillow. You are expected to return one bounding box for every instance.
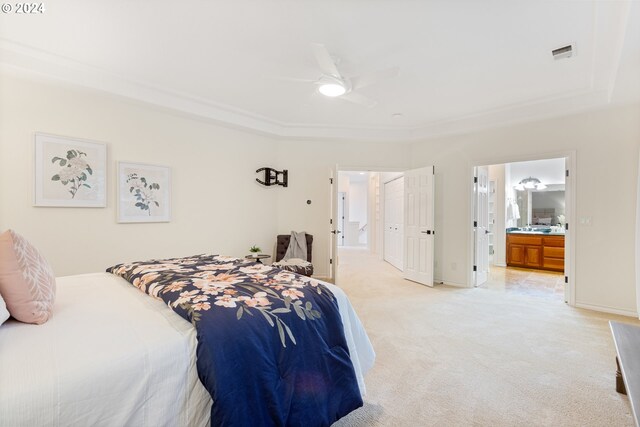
[0,293,9,326]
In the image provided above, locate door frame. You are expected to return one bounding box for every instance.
[468,151,576,306]
[473,166,490,287]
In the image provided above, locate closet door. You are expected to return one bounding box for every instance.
[384,177,404,271]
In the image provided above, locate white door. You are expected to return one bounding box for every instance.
[329,167,339,283]
[564,157,571,303]
[337,192,346,246]
[403,166,435,286]
[474,166,489,286]
[384,177,404,270]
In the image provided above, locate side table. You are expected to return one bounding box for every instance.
[245,254,271,264]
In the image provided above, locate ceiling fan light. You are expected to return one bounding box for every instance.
[514,184,525,191]
[318,83,346,97]
[524,181,536,189]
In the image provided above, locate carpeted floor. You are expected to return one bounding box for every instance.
[333,247,638,427]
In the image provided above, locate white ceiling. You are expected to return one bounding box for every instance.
[1,1,639,141]
[340,171,369,184]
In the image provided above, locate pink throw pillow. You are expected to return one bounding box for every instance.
[0,230,56,324]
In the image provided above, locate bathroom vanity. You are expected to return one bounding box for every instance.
[506,230,565,272]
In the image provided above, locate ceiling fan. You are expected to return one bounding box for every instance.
[299,43,400,108]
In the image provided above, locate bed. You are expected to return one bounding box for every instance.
[0,266,374,426]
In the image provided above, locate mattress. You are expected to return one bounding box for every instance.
[0,272,374,426]
[0,273,211,427]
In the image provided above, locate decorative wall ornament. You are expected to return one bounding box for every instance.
[118,162,171,223]
[256,167,288,187]
[34,133,107,207]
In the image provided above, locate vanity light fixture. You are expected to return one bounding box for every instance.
[515,177,546,191]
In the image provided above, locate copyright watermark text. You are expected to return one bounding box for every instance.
[1,3,45,14]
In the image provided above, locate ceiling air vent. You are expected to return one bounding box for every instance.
[552,44,573,60]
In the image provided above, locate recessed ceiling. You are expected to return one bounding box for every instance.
[1,0,638,141]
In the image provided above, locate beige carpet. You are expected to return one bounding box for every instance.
[333,247,637,427]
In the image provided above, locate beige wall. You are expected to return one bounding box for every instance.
[2,72,638,315]
[0,73,279,276]
[410,104,640,314]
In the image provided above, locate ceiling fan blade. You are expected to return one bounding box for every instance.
[340,92,378,108]
[312,43,342,78]
[351,67,400,91]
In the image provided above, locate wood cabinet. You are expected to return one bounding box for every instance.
[541,235,564,271]
[506,233,564,272]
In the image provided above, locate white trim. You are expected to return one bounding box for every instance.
[565,153,577,306]
[466,166,477,289]
[575,302,638,318]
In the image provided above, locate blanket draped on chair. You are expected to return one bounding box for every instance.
[283,231,308,261]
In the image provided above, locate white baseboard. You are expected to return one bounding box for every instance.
[575,302,638,318]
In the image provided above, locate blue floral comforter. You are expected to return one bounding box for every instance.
[107,254,363,426]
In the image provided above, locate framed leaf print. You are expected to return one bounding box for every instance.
[34,133,107,207]
[118,162,171,223]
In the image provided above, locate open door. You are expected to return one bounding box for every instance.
[329,166,339,283]
[403,166,435,287]
[564,157,571,303]
[474,166,489,286]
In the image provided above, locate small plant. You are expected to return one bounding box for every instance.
[249,245,262,253]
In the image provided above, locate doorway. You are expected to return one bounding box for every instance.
[329,166,435,288]
[472,155,575,304]
[337,172,368,247]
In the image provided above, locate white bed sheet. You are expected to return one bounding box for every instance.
[0,273,211,427]
[0,273,375,426]
[325,282,376,396]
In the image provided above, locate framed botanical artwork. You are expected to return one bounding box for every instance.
[118,162,171,223]
[34,133,107,207]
